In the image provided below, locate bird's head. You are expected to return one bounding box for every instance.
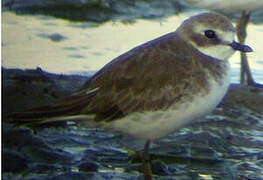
[176,12,253,60]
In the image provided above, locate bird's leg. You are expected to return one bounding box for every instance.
[236,11,255,86]
[142,139,153,180]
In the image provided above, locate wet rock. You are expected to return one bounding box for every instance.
[31,163,65,174]
[226,148,262,159]
[48,172,94,180]
[3,128,51,150]
[125,163,141,173]
[83,145,128,164]
[78,161,99,172]
[3,125,72,164]
[256,159,263,167]
[188,146,223,162]
[151,160,170,175]
[2,68,87,119]
[82,148,104,162]
[100,156,128,164]
[24,146,72,163]
[2,152,28,173]
[237,162,261,172]
[2,0,186,22]
[220,83,263,114]
[2,67,53,83]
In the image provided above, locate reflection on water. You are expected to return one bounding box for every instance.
[2,11,263,83]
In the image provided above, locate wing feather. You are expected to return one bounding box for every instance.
[82,32,202,122]
[12,32,226,125]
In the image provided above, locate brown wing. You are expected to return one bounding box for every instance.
[11,32,226,125]
[79,32,209,122]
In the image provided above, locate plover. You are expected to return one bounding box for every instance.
[13,12,252,141]
[12,12,253,179]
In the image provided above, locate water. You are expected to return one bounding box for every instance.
[2,11,263,84]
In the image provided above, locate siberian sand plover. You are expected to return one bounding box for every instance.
[12,13,253,170]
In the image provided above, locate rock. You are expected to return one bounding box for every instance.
[2,152,28,173]
[3,127,51,150]
[2,0,186,22]
[220,83,263,114]
[2,68,87,120]
[31,148,71,163]
[78,161,99,172]
[151,160,170,175]
[48,172,93,180]
[31,163,65,174]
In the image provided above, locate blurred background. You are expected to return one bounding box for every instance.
[2,0,263,84]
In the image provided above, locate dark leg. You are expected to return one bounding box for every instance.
[236,11,255,86]
[142,139,153,180]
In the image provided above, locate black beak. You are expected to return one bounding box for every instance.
[228,41,253,52]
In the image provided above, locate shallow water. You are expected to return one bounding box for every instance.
[2,10,263,83]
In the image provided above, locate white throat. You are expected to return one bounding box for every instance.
[196,45,235,60]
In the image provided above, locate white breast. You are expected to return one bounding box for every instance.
[110,62,231,140]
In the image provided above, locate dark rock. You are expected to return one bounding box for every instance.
[31,163,64,174]
[99,156,128,163]
[2,0,186,22]
[2,68,88,119]
[2,152,28,173]
[189,146,222,161]
[78,161,99,172]
[2,128,51,150]
[236,162,261,172]
[24,146,72,163]
[220,83,263,114]
[151,160,170,175]
[125,163,141,173]
[256,159,263,167]
[48,172,94,180]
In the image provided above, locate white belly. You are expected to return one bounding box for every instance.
[110,63,231,140]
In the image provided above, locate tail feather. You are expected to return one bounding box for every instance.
[10,88,98,125]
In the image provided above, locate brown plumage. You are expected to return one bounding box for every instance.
[11,31,226,124]
[81,33,227,120]
[10,12,251,129]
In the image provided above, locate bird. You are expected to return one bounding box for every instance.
[11,12,252,176]
[183,0,263,86]
[11,12,253,138]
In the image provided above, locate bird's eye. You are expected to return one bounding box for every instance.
[204,30,216,39]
